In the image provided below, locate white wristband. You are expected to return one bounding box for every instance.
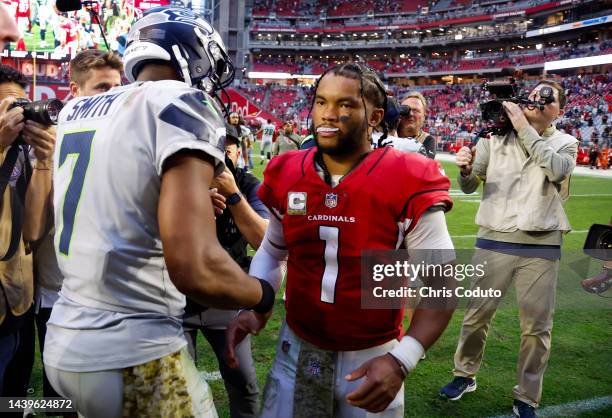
[389,336,425,373]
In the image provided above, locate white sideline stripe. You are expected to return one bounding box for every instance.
[567,194,612,197]
[489,395,612,418]
[451,230,589,238]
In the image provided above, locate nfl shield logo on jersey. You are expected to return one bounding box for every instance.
[324,193,337,209]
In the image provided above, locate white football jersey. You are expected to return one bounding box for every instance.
[371,132,426,155]
[261,122,276,142]
[44,80,226,372]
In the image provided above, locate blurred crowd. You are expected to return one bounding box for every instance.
[1,0,158,55]
[237,72,612,159]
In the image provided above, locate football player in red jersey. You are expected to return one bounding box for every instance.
[226,63,456,417]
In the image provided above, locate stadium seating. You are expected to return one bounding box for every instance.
[251,38,610,76]
[238,72,612,152]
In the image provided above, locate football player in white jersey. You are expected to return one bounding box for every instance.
[258,119,276,164]
[43,8,275,418]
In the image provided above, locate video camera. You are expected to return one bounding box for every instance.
[479,77,554,136]
[399,105,411,118]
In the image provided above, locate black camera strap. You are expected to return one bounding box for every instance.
[0,144,31,261]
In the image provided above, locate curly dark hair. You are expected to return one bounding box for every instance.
[0,64,28,89]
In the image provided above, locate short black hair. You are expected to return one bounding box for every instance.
[0,64,28,89]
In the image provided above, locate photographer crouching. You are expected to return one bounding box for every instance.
[439,80,578,418]
[0,65,57,395]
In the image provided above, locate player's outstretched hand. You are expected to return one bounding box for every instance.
[345,354,405,413]
[455,146,475,176]
[225,310,270,368]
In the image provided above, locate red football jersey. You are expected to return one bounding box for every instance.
[258,147,452,351]
[61,19,78,44]
[15,0,29,19]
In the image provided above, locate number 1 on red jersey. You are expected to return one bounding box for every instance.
[319,226,339,303]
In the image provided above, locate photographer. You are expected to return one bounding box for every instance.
[439,81,578,418]
[372,95,425,155]
[398,91,436,159]
[183,124,269,418]
[0,65,55,395]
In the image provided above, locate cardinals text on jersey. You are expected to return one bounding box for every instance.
[258,147,452,351]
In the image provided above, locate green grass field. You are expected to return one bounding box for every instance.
[28,149,612,417]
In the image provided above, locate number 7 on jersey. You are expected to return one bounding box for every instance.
[57,130,96,256]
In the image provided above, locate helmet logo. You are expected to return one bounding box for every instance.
[162,9,214,35]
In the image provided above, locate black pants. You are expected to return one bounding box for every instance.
[2,305,34,397]
[2,306,35,418]
[184,327,260,418]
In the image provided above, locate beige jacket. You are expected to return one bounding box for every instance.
[461,125,578,233]
[0,147,33,325]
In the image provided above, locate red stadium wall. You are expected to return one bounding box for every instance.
[28,83,71,101]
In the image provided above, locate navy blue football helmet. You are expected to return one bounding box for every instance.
[123,7,234,93]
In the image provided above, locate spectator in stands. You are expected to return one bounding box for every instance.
[0,65,56,396]
[0,4,19,50]
[602,126,611,148]
[183,123,269,418]
[398,91,436,159]
[589,139,600,170]
[272,121,300,156]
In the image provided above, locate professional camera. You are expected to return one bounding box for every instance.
[479,78,554,136]
[584,224,612,262]
[399,105,411,118]
[581,223,612,294]
[8,98,64,126]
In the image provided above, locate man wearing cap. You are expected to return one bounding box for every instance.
[182,123,269,418]
[272,121,301,157]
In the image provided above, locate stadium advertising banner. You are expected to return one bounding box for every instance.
[224,88,283,126]
[526,14,611,37]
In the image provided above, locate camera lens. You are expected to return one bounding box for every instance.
[596,231,612,251]
[24,99,64,125]
[45,99,63,124]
